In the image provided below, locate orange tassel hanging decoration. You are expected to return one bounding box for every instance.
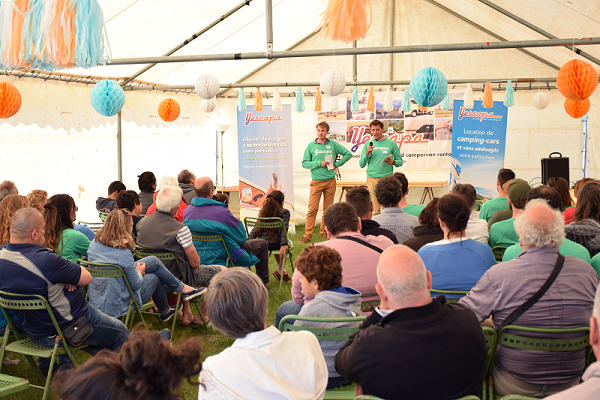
[315,87,322,112]
[483,82,493,108]
[320,0,373,43]
[254,87,263,111]
[367,87,375,111]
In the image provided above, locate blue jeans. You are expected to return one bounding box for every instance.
[275,300,303,329]
[138,256,185,315]
[31,305,130,370]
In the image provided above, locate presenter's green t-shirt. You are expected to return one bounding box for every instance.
[503,239,592,264]
[302,139,352,181]
[479,196,509,222]
[402,204,426,217]
[358,137,403,178]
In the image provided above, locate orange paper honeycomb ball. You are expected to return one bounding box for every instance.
[0,82,22,119]
[556,59,598,101]
[564,98,590,119]
[158,98,180,122]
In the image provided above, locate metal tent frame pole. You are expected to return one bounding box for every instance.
[265,0,273,57]
[117,111,122,181]
[106,37,600,66]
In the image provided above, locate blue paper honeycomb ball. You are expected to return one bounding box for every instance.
[409,67,448,108]
[90,79,125,117]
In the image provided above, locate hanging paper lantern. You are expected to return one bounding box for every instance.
[532,92,550,110]
[482,82,493,108]
[272,88,282,112]
[157,98,180,122]
[351,86,359,113]
[402,87,411,112]
[504,80,515,107]
[409,67,448,108]
[319,0,372,43]
[0,82,22,119]
[440,94,450,111]
[384,86,393,112]
[315,87,322,112]
[295,87,305,113]
[556,59,598,101]
[254,87,263,111]
[320,70,346,97]
[463,83,474,109]
[195,74,220,100]
[564,98,590,118]
[200,98,216,113]
[89,79,125,117]
[237,88,246,112]
[366,87,375,111]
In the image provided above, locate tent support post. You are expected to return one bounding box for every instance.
[425,0,560,70]
[583,115,588,178]
[117,111,122,181]
[477,0,600,66]
[352,41,357,84]
[265,0,273,57]
[389,0,394,81]
[119,0,253,85]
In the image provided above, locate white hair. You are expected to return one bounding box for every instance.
[156,186,182,213]
[514,198,565,249]
[159,175,178,189]
[594,286,600,326]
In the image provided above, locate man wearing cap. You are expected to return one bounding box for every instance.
[489,179,532,249]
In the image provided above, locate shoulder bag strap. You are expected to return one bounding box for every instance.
[336,235,384,253]
[497,254,565,331]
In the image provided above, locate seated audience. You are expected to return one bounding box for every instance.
[372,176,418,243]
[178,169,197,205]
[481,168,515,223]
[403,198,444,252]
[460,199,599,397]
[547,176,573,212]
[564,178,596,224]
[452,183,489,243]
[116,190,143,238]
[418,194,496,299]
[393,172,426,217]
[0,194,29,246]
[137,186,224,325]
[277,202,393,327]
[146,175,187,222]
[44,194,90,263]
[88,209,204,322]
[55,330,202,400]
[294,245,362,389]
[0,180,18,202]
[565,182,600,257]
[213,193,228,204]
[489,179,531,249]
[184,177,268,284]
[503,186,591,263]
[0,208,129,372]
[248,190,291,281]
[335,245,487,399]
[345,186,398,244]
[96,181,126,212]
[137,171,156,214]
[25,189,47,213]
[199,268,327,399]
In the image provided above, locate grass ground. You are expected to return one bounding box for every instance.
[2,224,326,400]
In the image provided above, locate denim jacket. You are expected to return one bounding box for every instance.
[87,240,143,318]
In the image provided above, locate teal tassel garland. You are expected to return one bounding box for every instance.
[440,94,450,110]
[504,80,515,107]
[237,88,246,112]
[402,86,411,112]
[295,87,305,113]
[351,86,359,112]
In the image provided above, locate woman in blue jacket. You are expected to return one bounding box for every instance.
[87,209,203,322]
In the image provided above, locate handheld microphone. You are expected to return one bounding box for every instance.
[367,142,373,160]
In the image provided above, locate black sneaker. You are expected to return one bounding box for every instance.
[182,287,207,302]
[160,303,183,322]
[159,328,172,342]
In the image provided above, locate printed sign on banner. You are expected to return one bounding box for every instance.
[450,100,508,202]
[237,105,295,233]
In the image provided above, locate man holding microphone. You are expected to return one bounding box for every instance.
[359,120,403,215]
[301,122,352,243]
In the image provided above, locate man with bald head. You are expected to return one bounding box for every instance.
[183,177,270,286]
[335,245,487,399]
[0,208,129,372]
[461,199,599,397]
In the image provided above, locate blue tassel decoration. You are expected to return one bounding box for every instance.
[237,88,246,112]
[440,94,450,110]
[402,86,411,112]
[504,80,515,107]
[351,86,359,112]
[295,87,305,113]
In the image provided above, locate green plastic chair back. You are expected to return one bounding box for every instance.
[0,291,88,400]
[191,234,235,268]
[98,211,109,222]
[498,396,539,400]
[492,246,507,262]
[77,221,103,233]
[0,374,29,396]
[360,293,380,313]
[430,288,470,303]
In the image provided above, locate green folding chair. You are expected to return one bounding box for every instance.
[77,260,157,330]
[279,315,366,400]
[191,234,236,268]
[98,211,109,222]
[133,246,207,330]
[359,293,379,313]
[0,374,29,397]
[492,246,507,263]
[498,396,538,400]
[481,327,497,400]
[0,291,89,400]
[430,288,470,303]
[244,217,295,291]
[77,221,104,233]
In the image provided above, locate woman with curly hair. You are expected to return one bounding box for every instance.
[44,194,90,263]
[25,189,47,214]
[248,190,290,281]
[0,195,30,246]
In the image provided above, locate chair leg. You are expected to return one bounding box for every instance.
[41,338,60,400]
[124,301,134,329]
[192,298,207,327]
